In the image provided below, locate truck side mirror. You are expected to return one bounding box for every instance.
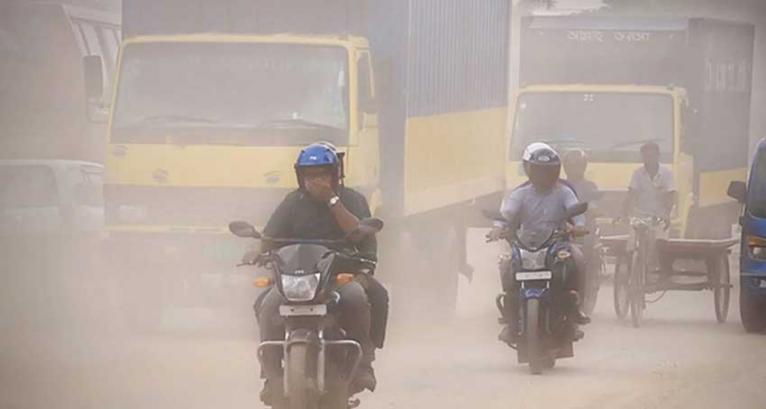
[727,181,747,203]
[83,55,104,100]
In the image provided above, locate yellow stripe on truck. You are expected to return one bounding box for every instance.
[106,144,303,188]
[403,108,507,216]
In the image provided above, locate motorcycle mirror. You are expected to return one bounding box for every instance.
[565,202,589,219]
[228,221,261,239]
[481,209,506,222]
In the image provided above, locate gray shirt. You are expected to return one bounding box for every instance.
[500,182,585,233]
[628,165,676,217]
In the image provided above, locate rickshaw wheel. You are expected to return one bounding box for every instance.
[713,255,731,324]
[613,254,630,319]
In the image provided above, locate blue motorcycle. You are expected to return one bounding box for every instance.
[486,202,588,374]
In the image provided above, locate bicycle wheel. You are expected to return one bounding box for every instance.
[629,248,645,328]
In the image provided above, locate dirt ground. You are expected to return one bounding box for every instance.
[1,230,765,409]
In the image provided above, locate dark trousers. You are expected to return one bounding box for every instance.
[256,281,375,379]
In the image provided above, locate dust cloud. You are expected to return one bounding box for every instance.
[2,1,766,409]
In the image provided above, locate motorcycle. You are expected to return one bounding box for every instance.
[485,202,589,374]
[229,218,384,409]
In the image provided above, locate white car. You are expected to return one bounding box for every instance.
[0,160,104,236]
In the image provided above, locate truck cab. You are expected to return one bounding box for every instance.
[106,34,379,233]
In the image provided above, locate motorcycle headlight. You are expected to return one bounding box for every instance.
[520,249,547,270]
[281,274,320,302]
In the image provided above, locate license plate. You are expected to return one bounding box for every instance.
[279,304,327,317]
[516,271,552,281]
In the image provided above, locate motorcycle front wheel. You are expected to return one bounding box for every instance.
[526,298,545,375]
[286,343,318,409]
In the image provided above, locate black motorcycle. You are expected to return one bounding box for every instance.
[229,218,383,409]
[486,202,588,374]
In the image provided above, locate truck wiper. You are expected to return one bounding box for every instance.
[124,114,221,127]
[258,118,342,131]
[608,138,662,151]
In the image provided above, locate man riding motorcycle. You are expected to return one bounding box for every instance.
[255,142,388,402]
[491,143,591,345]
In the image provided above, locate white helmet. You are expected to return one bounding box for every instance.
[522,142,558,162]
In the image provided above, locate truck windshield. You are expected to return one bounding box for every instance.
[511,92,674,162]
[112,42,349,145]
[748,150,766,218]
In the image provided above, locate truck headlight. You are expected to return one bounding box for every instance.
[282,274,320,302]
[747,235,766,261]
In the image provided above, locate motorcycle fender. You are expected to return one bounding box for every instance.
[286,328,320,348]
[521,287,548,300]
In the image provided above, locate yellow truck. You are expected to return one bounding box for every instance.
[508,16,755,239]
[99,0,511,326]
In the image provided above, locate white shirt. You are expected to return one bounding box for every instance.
[629,165,676,217]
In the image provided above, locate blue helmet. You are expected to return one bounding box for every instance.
[294,142,344,188]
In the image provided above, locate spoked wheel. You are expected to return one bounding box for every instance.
[286,343,319,409]
[525,299,544,375]
[613,254,630,319]
[629,250,646,328]
[712,255,731,324]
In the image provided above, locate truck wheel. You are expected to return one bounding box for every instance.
[740,285,766,333]
[435,225,460,320]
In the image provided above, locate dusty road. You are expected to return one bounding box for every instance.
[2,230,766,409]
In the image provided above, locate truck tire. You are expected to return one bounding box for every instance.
[740,285,766,333]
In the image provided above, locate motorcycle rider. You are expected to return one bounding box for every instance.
[255,142,388,402]
[490,143,591,345]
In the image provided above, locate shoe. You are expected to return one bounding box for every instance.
[572,309,591,325]
[260,379,273,405]
[351,364,377,394]
[498,325,517,346]
[572,328,585,341]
